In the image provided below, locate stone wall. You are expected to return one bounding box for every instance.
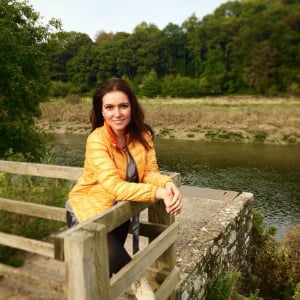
[176,192,253,300]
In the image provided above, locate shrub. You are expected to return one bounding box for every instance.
[0,172,69,266]
[244,210,299,299]
[140,70,161,98]
[51,80,72,97]
[161,74,199,98]
[282,224,300,284]
[207,271,240,300]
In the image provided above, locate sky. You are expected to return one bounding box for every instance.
[27,0,228,40]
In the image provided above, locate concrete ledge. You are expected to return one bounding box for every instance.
[175,186,253,299]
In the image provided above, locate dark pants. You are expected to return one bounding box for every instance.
[66,211,131,277]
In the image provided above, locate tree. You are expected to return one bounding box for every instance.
[199,45,227,94]
[47,31,93,84]
[0,0,56,159]
[140,69,161,98]
[182,14,203,77]
[132,22,163,79]
[161,23,188,75]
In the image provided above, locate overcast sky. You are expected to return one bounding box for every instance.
[27,0,228,40]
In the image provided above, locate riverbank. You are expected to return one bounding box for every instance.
[35,96,300,145]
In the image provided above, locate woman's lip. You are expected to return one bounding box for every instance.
[113,119,125,122]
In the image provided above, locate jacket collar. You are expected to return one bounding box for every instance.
[104,121,117,146]
[104,121,130,148]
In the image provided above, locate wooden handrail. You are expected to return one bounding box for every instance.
[110,221,179,298]
[0,197,66,221]
[0,160,181,299]
[0,160,82,180]
[0,232,54,258]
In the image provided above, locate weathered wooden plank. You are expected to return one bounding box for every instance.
[64,222,110,300]
[149,200,175,269]
[54,201,151,261]
[0,160,83,180]
[0,232,54,258]
[0,160,179,182]
[137,221,167,238]
[54,187,178,261]
[0,197,66,221]
[148,198,176,300]
[0,160,181,299]
[0,262,66,296]
[155,267,180,300]
[110,221,179,299]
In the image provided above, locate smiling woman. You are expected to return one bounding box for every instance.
[66,78,182,299]
[102,90,132,140]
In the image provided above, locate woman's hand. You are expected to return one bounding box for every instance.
[155,183,183,216]
[165,182,183,215]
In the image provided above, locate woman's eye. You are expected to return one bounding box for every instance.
[121,104,129,108]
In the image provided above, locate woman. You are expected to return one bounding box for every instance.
[66,78,182,298]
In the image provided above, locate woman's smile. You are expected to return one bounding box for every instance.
[102,91,131,135]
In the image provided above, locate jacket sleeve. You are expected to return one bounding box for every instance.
[86,131,157,202]
[141,135,173,187]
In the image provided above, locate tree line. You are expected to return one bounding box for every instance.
[0,0,299,159]
[47,0,300,98]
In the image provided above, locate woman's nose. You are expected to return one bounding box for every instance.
[114,107,121,116]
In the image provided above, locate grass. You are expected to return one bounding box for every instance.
[36,96,300,145]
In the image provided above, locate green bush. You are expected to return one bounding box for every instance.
[0,173,69,266]
[161,74,199,98]
[51,80,72,98]
[244,210,299,299]
[207,271,240,300]
[140,69,161,98]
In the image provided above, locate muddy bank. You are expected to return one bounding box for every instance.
[35,97,300,146]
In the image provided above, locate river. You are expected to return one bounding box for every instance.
[47,133,300,240]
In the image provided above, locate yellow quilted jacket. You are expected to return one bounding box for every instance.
[69,122,172,222]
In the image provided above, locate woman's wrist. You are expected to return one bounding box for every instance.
[155,187,165,200]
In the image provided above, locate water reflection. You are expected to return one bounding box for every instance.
[48,134,300,240]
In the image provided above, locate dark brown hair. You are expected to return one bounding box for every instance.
[90,78,153,150]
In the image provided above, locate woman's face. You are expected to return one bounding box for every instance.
[102,91,131,135]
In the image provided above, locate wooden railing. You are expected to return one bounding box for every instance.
[0,160,181,299]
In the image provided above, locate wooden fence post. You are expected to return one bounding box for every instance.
[64,222,110,300]
[148,173,180,300]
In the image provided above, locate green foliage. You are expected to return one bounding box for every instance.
[248,289,264,300]
[51,80,72,97]
[209,211,300,299]
[244,210,299,299]
[205,130,245,142]
[0,171,70,266]
[199,45,227,94]
[161,74,199,98]
[44,0,300,97]
[293,283,300,300]
[0,0,57,159]
[140,69,161,98]
[47,31,95,93]
[207,271,240,300]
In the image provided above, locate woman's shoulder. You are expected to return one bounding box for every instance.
[87,126,109,146]
[88,126,106,139]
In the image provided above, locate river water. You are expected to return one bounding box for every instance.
[48,133,300,240]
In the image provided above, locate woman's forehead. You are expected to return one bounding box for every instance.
[103,91,129,104]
